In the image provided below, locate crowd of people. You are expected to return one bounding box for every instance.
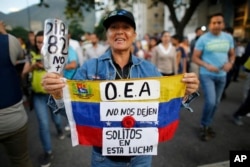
[0,8,249,167]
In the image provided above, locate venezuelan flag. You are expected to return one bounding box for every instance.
[63,75,186,147]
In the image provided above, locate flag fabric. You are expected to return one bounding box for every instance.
[63,75,186,154]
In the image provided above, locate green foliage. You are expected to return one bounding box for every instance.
[68,19,85,40]
[63,0,134,19]
[64,0,95,19]
[8,27,29,42]
[94,17,106,41]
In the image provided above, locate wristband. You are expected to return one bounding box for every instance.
[54,98,64,108]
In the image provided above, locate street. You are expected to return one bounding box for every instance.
[1,77,250,167]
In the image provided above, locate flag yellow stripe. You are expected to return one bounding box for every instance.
[67,74,186,103]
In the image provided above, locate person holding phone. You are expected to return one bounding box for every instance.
[22,31,65,167]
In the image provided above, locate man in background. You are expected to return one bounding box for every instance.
[85,33,107,60]
[192,13,235,141]
[189,27,204,75]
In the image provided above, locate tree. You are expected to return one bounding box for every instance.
[8,26,29,42]
[158,0,204,36]
[64,0,95,19]
[68,19,85,40]
[39,0,204,36]
[94,17,106,41]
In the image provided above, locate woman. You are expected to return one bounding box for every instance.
[135,40,145,59]
[151,31,178,76]
[144,36,158,60]
[42,9,199,167]
[172,34,187,74]
[22,31,64,167]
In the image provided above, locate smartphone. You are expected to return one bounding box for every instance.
[36,58,42,63]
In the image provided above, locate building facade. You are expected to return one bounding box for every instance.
[233,0,250,39]
[132,0,164,39]
[97,0,250,40]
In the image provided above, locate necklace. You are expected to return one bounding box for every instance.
[116,70,130,79]
[115,63,131,79]
[112,56,131,79]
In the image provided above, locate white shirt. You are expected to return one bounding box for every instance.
[85,44,107,60]
[235,45,245,57]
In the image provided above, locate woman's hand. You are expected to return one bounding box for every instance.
[182,73,199,95]
[42,73,65,99]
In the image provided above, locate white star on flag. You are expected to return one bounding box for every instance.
[106,121,111,126]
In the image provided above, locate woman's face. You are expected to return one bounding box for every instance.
[36,35,44,51]
[150,38,157,47]
[135,40,142,49]
[171,38,178,46]
[106,21,136,52]
[161,32,171,44]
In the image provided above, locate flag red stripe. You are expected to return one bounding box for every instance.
[76,126,102,147]
[158,120,179,142]
[76,120,179,146]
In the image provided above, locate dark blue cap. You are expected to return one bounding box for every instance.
[103,9,136,30]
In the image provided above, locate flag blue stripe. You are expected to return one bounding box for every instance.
[72,98,182,128]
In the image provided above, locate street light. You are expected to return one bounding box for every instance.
[26,0,31,30]
[201,26,206,31]
[38,0,50,8]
